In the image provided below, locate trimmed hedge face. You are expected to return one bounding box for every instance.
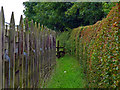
[57,3,120,88]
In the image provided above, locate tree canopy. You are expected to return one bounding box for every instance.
[23,2,116,31]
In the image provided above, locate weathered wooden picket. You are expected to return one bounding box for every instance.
[0,7,56,88]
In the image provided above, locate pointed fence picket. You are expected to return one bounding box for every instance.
[0,7,56,88]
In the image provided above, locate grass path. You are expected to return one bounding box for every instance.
[46,55,86,88]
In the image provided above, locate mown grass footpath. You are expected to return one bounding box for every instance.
[45,55,86,88]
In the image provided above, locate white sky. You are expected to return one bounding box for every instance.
[0,0,29,25]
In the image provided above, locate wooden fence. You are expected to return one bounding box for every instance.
[0,7,56,88]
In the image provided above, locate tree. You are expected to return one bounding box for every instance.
[102,2,116,17]
[65,2,104,25]
[23,2,113,31]
[23,2,37,21]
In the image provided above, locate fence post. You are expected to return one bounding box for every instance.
[29,20,31,88]
[36,23,40,86]
[57,40,60,58]
[41,25,43,80]
[34,22,38,87]
[8,12,15,88]
[0,7,2,90]
[15,25,19,88]
[39,24,43,87]
[18,15,24,88]
[54,31,56,64]
[30,20,34,88]
[42,25,45,85]
[36,22,39,86]
[0,6,5,89]
[5,25,9,88]
[25,18,29,88]
[47,29,50,76]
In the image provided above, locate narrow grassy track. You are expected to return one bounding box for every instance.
[45,55,86,88]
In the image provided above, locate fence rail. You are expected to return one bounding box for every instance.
[0,7,56,88]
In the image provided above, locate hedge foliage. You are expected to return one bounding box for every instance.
[57,3,120,88]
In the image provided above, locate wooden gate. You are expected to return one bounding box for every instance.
[56,40,65,58]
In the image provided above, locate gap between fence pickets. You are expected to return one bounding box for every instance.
[1,6,56,88]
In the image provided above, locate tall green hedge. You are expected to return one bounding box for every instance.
[57,3,120,88]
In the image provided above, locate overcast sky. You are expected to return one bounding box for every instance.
[0,0,29,25]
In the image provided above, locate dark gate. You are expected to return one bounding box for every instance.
[56,40,65,58]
